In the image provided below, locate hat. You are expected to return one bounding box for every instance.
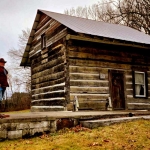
[0,58,7,63]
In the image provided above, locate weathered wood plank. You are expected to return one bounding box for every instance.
[70,73,100,80]
[70,80,109,87]
[69,66,108,74]
[125,76,132,83]
[32,63,65,79]
[69,46,126,57]
[126,89,133,96]
[32,90,65,100]
[69,59,131,70]
[79,101,106,110]
[36,15,50,31]
[70,93,109,101]
[32,83,65,95]
[48,46,64,60]
[46,21,61,35]
[69,51,132,63]
[32,55,65,75]
[32,77,65,89]
[66,34,149,49]
[126,97,150,103]
[69,50,150,65]
[47,28,67,47]
[32,71,65,85]
[70,86,109,94]
[125,83,133,89]
[31,99,65,106]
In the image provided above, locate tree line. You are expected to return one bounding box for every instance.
[65,0,150,35]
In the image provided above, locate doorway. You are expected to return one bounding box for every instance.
[109,70,125,110]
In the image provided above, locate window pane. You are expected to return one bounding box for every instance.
[135,73,144,84]
[135,85,144,96]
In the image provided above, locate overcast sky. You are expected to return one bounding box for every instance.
[0,0,101,66]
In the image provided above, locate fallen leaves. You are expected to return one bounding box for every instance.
[70,124,91,132]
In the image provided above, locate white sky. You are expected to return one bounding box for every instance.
[0,0,101,66]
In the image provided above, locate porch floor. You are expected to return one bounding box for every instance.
[1,110,150,122]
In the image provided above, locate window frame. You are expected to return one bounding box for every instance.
[41,33,46,49]
[132,71,148,98]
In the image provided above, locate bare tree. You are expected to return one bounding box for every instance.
[64,0,150,34]
[64,0,119,22]
[7,28,31,94]
[115,0,150,34]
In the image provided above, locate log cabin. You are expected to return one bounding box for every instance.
[21,9,150,111]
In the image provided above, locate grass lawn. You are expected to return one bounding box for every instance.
[0,119,150,150]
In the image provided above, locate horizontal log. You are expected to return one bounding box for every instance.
[126,89,133,96]
[78,101,106,110]
[69,51,132,63]
[48,47,64,61]
[125,76,132,83]
[70,86,109,94]
[36,15,50,30]
[69,66,108,74]
[46,21,61,35]
[32,63,65,79]
[125,83,133,89]
[126,97,150,103]
[32,71,65,85]
[70,93,109,101]
[41,58,48,64]
[69,46,132,58]
[67,34,149,49]
[69,59,131,70]
[69,50,150,65]
[32,83,65,95]
[32,77,65,89]
[47,28,67,47]
[70,80,109,87]
[41,53,48,59]
[32,90,65,100]
[32,55,65,74]
[70,73,100,80]
[31,99,65,106]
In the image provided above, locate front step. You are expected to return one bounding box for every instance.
[80,116,150,129]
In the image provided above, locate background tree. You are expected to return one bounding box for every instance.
[116,0,150,34]
[7,28,31,94]
[64,0,150,35]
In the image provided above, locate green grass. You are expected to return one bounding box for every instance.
[0,119,150,150]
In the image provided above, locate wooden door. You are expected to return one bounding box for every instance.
[109,70,125,110]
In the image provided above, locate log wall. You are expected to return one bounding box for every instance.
[29,12,150,111]
[68,40,150,110]
[29,13,67,111]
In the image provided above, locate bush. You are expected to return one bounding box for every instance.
[0,92,31,112]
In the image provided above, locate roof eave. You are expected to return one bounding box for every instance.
[20,9,42,67]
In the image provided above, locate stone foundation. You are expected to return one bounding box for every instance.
[0,118,56,141]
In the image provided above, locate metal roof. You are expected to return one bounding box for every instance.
[41,9,150,45]
[20,9,150,66]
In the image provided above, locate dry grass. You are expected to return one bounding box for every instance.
[1,109,30,114]
[0,119,150,150]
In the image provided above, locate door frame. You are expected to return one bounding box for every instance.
[108,70,126,110]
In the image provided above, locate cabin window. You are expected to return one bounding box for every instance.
[133,71,147,98]
[41,34,46,49]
